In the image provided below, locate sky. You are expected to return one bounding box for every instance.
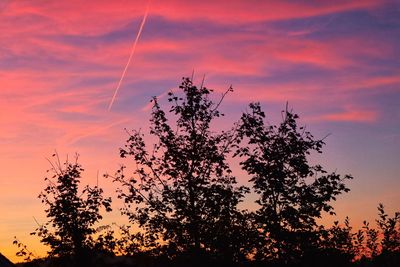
[0,0,399,262]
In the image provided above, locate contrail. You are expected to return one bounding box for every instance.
[108,2,150,111]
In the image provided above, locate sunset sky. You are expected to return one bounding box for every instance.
[1,0,399,262]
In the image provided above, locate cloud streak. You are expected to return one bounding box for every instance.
[108,1,150,111]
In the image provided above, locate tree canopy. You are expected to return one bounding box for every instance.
[110,78,357,266]
[236,102,353,263]
[112,78,249,264]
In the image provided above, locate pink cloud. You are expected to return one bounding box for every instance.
[321,108,379,123]
[0,0,383,37]
[272,40,351,69]
[357,75,400,89]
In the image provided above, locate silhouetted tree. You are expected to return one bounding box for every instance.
[236,103,353,265]
[31,154,112,266]
[110,78,250,265]
[13,76,399,267]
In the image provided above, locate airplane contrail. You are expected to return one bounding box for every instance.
[108,2,150,111]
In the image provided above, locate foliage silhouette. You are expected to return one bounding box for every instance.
[13,238,35,262]
[110,77,250,265]
[30,153,112,266]
[376,203,400,254]
[236,102,353,264]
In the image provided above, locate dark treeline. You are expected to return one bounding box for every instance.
[14,78,399,267]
